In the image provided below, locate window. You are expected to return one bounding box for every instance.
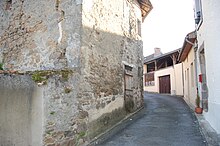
[194,0,203,29]
[147,62,155,73]
[145,72,155,86]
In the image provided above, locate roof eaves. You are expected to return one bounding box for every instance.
[137,0,153,21]
[178,31,197,62]
[144,48,181,64]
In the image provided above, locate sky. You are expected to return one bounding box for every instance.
[142,0,195,56]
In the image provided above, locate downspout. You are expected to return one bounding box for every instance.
[194,42,198,89]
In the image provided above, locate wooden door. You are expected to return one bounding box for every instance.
[159,75,171,94]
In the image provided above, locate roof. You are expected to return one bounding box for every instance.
[137,0,153,21]
[144,54,154,62]
[178,31,196,62]
[144,48,181,64]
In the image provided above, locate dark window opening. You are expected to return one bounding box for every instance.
[125,65,133,71]
[147,62,155,73]
[157,57,173,70]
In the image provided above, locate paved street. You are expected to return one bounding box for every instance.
[97,92,207,146]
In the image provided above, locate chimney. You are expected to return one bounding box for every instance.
[154,48,162,57]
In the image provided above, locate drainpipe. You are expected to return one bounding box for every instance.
[194,42,198,89]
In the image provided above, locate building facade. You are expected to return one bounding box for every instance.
[178,31,197,108]
[194,0,220,134]
[143,48,183,96]
[0,0,152,145]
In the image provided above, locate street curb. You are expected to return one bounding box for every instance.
[195,114,220,146]
[87,106,145,146]
[184,99,220,146]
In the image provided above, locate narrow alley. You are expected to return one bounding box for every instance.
[1,1,220,146]
[96,92,207,146]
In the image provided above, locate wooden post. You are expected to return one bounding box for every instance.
[155,60,157,71]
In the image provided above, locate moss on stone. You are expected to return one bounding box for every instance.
[64,87,72,93]
[74,131,87,146]
[50,111,55,115]
[30,69,73,84]
[31,71,48,83]
[78,131,86,137]
[61,70,71,81]
[0,63,3,70]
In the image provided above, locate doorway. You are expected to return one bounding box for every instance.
[159,75,171,94]
[124,65,134,112]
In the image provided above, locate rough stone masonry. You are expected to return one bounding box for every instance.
[0,0,152,146]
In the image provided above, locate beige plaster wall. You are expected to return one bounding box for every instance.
[144,64,183,96]
[182,47,197,107]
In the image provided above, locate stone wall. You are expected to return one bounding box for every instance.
[0,71,86,146]
[40,71,82,146]
[81,0,144,139]
[0,0,149,145]
[0,0,84,145]
[0,0,81,70]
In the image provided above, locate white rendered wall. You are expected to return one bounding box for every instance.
[197,0,220,134]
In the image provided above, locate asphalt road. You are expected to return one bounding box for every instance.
[96,92,207,146]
